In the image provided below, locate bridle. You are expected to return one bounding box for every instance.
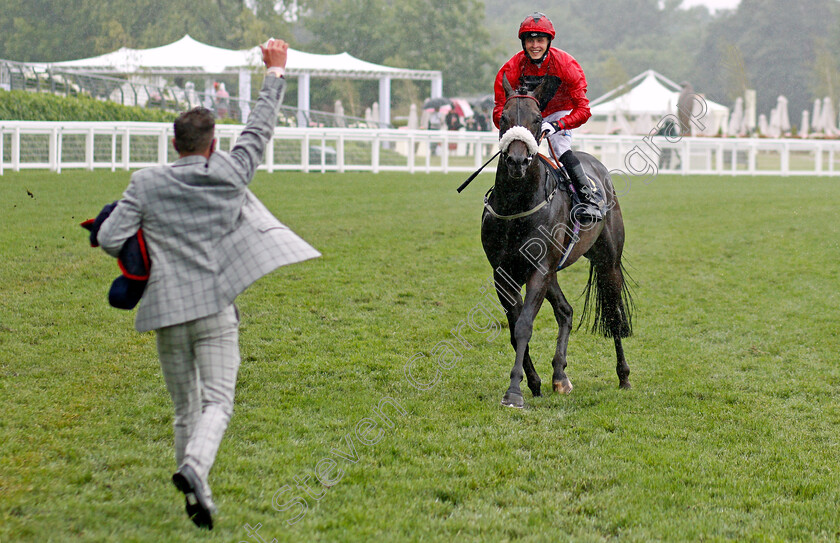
[508,94,540,106]
[485,94,559,221]
[485,93,582,269]
[501,94,541,157]
[454,94,541,194]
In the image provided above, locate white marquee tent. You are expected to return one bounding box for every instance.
[589,70,730,136]
[47,35,443,125]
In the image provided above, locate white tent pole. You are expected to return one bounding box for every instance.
[431,77,443,99]
[204,79,214,109]
[238,69,251,122]
[297,73,311,128]
[379,76,391,127]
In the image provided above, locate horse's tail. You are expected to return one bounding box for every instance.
[578,258,634,338]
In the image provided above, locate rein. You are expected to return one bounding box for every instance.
[484,109,553,220]
[456,95,541,194]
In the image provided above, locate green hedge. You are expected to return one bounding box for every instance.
[0,89,177,122]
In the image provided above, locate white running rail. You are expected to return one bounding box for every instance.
[1,121,839,176]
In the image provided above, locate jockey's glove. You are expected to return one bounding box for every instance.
[540,119,566,139]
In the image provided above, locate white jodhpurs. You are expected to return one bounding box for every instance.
[543,109,573,157]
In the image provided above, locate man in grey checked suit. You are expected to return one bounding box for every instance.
[97,39,319,530]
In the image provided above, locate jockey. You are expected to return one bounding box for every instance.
[493,12,604,222]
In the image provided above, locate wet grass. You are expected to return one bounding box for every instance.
[1,168,838,542]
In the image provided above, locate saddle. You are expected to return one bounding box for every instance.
[536,152,606,209]
[537,153,576,205]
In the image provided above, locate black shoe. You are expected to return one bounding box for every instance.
[172,464,216,530]
[573,203,603,223]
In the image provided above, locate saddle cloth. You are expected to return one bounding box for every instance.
[537,153,605,203]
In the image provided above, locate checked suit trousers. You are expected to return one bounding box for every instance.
[156,304,240,484]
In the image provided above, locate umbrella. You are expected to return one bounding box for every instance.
[767,107,781,138]
[335,100,346,128]
[800,110,810,138]
[811,99,823,133]
[728,97,743,136]
[371,102,380,126]
[451,98,474,118]
[408,103,419,130]
[758,113,769,136]
[776,95,790,133]
[423,97,452,110]
[472,94,495,112]
[822,96,837,136]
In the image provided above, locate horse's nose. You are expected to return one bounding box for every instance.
[506,155,526,168]
[506,154,531,177]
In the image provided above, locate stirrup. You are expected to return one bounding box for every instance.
[573,204,603,223]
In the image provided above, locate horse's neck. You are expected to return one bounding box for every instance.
[494,163,546,206]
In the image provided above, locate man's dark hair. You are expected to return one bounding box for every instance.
[173,107,216,153]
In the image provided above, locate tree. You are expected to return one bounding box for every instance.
[695,0,838,119]
[301,0,498,102]
[0,0,101,61]
[0,0,301,61]
[812,42,840,108]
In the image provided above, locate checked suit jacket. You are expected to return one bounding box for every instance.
[98,74,320,333]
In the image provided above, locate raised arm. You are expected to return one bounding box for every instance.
[218,39,289,185]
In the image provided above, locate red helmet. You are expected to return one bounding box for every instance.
[518,12,555,40]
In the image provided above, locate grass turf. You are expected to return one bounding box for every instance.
[0,168,838,542]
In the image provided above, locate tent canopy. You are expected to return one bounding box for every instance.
[48,35,443,125]
[49,34,440,80]
[589,70,729,135]
[590,70,728,117]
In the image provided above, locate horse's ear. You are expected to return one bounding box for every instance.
[533,76,561,110]
[502,73,515,99]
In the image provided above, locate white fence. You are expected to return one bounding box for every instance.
[2,120,840,176]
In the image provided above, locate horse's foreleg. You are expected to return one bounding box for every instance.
[502,274,549,408]
[546,277,574,394]
[502,306,542,399]
[494,272,541,399]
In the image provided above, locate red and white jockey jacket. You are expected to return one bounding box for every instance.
[493,48,591,131]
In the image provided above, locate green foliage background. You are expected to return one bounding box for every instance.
[0,89,177,122]
[1,0,839,124]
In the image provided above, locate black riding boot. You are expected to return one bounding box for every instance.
[559,150,604,222]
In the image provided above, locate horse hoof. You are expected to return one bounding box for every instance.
[501,392,525,409]
[619,380,632,390]
[528,382,542,397]
[553,379,573,395]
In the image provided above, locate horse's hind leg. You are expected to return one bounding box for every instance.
[614,335,630,389]
[545,277,574,394]
[495,274,541,398]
